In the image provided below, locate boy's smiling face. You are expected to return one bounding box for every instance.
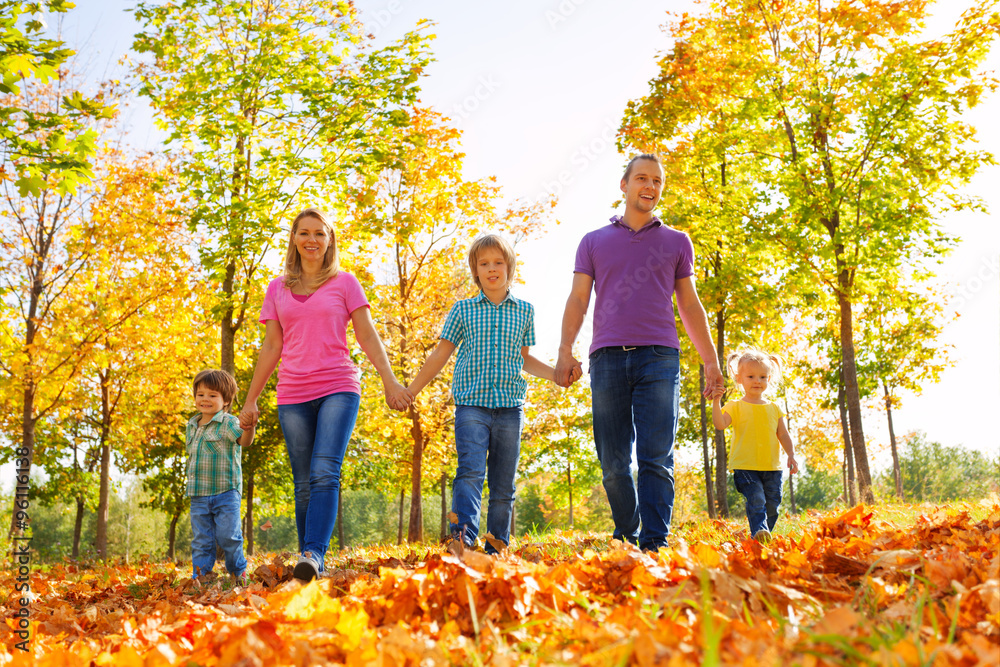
[475,247,509,300]
[195,384,227,420]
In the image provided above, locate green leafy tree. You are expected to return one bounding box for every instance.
[621,0,998,503]
[132,0,432,378]
[882,432,999,502]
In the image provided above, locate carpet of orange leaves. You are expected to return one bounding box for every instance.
[1,503,998,665]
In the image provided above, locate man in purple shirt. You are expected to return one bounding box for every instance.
[555,154,724,551]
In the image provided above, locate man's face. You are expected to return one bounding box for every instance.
[620,159,664,214]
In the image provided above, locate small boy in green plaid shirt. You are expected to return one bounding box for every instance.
[186,369,254,580]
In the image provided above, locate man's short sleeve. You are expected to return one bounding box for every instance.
[439,303,464,345]
[675,232,695,281]
[573,234,595,278]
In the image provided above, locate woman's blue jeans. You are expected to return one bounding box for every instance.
[590,345,680,551]
[733,469,783,535]
[190,489,246,578]
[451,405,523,552]
[278,391,360,567]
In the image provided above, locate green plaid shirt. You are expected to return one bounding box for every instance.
[441,291,536,408]
[185,412,244,497]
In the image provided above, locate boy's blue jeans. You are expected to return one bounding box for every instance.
[733,469,783,535]
[451,405,523,553]
[590,345,680,551]
[278,391,360,569]
[190,488,246,578]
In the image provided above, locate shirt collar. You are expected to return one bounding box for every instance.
[189,411,228,427]
[611,214,662,233]
[474,290,518,307]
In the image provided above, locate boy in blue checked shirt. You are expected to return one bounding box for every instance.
[406,234,581,554]
[186,369,255,580]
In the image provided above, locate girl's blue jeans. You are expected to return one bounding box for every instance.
[451,405,523,553]
[190,488,246,578]
[733,469,783,535]
[278,391,360,567]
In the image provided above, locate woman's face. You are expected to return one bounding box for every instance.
[293,215,331,264]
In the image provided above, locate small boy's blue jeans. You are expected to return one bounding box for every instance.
[733,469,783,535]
[190,488,246,578]
[451,405,523,553]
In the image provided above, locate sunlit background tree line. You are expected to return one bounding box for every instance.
[2,0,998,563]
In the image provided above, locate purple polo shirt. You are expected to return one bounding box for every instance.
[574,215,695,355]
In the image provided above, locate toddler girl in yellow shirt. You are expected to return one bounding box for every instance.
[712,348,798,543]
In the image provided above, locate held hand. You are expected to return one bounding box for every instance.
[239,402,259,429]
[710,384,726,401]
[554,352,581,388]
[566,361,583,386]
[703,364,724,399]
[384,380,412,412]
[787,455,799,475]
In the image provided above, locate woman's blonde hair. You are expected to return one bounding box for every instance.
[726,347,784,393]
[467,233,516,291]
[283,208,339,291]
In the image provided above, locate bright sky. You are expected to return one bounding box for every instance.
[62,0,999,461]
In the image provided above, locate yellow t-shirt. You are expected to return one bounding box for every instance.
[723,400,784,471]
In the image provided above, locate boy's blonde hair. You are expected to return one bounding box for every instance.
[726,348,784,394]
[467,233,516,290]
[283,207,339,291]
[193,369,239,412]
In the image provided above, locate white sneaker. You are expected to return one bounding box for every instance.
[753,529,773,544]
[293,551,320,581]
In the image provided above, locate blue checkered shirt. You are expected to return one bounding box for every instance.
[440,291,536,408]
[185,412,244,497]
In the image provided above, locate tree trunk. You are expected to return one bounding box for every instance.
[397,489,405,545]
[220,259,238,377]
[838,373,857,505]
[837,283,874,503]
[440,473,448,540]
[244,467,255,556]
[884,381,903,499]
[567,461,574,528]
[73,497,85,559]
[168,512,179,561]
[783,396,796,514]
[94,371,112,561]
[407,411,424,542]
[713,300,729,518]
[699,365,716,519]
[10,386,36,540]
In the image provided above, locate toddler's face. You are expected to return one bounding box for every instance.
[194,384,227,418]
[736,361,770,398]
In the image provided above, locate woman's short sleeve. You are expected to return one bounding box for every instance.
[342,272,371,315]
[260,279,280,323]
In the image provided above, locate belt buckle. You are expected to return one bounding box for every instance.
[622,346,636,351]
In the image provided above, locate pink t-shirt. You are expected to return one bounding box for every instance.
[259,272,370,404]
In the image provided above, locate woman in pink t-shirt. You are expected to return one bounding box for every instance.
[239,208,410,581]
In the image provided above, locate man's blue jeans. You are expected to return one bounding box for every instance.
[278,391,360,568]
[590,345,680,551]
[733,469,783,535]
[190,488,246,578]
[451,405,523,553]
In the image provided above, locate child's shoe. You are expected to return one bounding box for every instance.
[752,529,773,544]
[293,551,321,581]
[234,572,250,588]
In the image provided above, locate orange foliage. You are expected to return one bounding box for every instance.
[1,503,998,665]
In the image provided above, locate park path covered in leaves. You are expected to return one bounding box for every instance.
[1,503,998,665]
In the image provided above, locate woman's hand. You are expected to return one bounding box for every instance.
[239,401,260,429]
[384,379,413,412]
